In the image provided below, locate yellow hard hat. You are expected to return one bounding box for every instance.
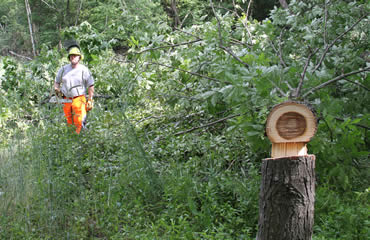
[68,47,84,61]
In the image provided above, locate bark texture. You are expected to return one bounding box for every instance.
[257,155,316,240]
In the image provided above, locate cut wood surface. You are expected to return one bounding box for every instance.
[271,142,307,158]
[266,102,317,143]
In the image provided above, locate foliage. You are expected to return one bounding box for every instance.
[0,0,369,239]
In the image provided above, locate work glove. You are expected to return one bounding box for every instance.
[55,88,63,98]
[86,99,94,111]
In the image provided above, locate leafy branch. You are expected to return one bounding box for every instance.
[210,0,250,69]
[313,13,368,72]
[293,47,319,98]
[269,29,287,68]
[295,12,368,98]
[302,67,370,98]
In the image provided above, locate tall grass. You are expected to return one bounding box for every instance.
[0,104,163,238]
[0,102,262,239]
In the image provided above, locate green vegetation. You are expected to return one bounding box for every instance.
[0,0,369,239]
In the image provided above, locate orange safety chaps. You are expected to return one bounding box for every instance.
[63,95,87,134]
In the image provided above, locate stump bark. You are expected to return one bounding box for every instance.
[257,155,316,240]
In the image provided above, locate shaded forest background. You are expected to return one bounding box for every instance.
[0,0,369,239]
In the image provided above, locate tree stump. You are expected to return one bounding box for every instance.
[257,155,316,240]
[257,101,317,240]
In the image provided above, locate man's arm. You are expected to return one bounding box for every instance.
[54,82,61,92]
[88,85,94,100]
[54,82,63,97]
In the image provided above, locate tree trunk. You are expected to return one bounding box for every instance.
[66,0,70,24]
[257,155,315,240]
[75,0,83,26]
[279,0,289,9]
[171,0,181,28]
[25,0,36,56]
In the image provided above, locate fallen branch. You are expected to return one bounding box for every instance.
[302,67,370,98]
[174,113,241,136]
[9,51,32,60]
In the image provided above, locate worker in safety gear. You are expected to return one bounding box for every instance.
[54,46,94,134]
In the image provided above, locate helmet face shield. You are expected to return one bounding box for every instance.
[68,47,84,61]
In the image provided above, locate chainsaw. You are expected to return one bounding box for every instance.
[49,96,72,104]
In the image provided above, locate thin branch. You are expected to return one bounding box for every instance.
[210,0,224,46]
[343,77,370,91]
[230,38,251,49]
[285,81,294,91]
[270,38,287,68]
[174,27,202,39]
[232,0,253,43]
[179,12,191,29]
[314,13,368,72]
[135,115,163,125]
[115,58,224,83]
[174,113,241,136]
[278,29,287,68]
[294,48,319,98]
[40,0,58,11]
[25,0,37,56]
[302,67,370,98]
[268,78,287,97]
[214,5,234,15]
[124,39,203,56]
[9,50,32,60]
[246,0,253,20]
[210,0,249,68]
[219,46,250,68]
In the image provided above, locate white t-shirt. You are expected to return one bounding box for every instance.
[55,64,94,98]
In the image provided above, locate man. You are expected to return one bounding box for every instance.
[54,46,94,133]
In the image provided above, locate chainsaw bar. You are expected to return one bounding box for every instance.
[49,96,72,103]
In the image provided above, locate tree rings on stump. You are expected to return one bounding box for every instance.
[266,102,317,158]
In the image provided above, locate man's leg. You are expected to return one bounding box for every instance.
[71,96,87,134]
[63,102,73,125]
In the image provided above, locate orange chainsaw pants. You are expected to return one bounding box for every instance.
[63,95,87,134]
